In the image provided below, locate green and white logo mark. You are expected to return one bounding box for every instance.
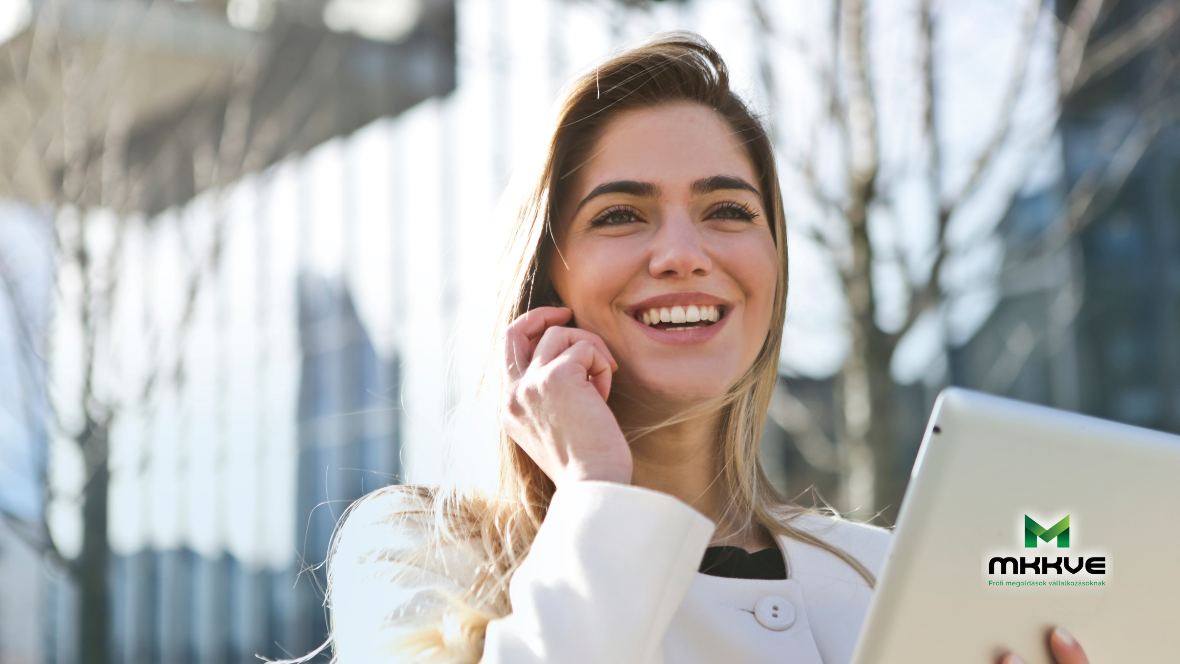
[985,513,1106,587]
[1025,515,1069,548]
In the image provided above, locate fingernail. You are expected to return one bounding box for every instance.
[1052,626,1076,648]
[1004,655,1026,664]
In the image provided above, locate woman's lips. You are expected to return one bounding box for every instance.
[625,292,733,317]
[627,304,730,344]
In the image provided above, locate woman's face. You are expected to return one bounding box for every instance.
[550,102,779,408]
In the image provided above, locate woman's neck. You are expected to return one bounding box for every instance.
[626,412,720,515]
[615,401,774,553]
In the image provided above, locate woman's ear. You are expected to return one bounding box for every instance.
[527,284,565,310]
[540,275,565,308]
[541,288,575,326]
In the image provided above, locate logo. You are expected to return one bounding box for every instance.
[981,512,1109,589]
[1025,515,1069,548]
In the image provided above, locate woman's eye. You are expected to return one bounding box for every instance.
[590,207,641,226]
[711,203,758,221]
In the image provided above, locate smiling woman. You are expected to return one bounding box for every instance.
[321,32,893,664]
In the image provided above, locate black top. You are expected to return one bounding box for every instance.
[699,545,788,580]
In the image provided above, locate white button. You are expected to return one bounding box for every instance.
[754,595,796,631]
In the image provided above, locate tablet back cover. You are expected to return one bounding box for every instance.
[850,388,1180,664]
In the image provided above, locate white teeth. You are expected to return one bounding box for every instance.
[636,304,723,327]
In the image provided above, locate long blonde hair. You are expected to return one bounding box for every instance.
[326,31,877,664]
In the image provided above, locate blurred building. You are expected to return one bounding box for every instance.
[70,272,398,664]
[0,206,55,664]
[1,0,456,662]
[291,272,400,659]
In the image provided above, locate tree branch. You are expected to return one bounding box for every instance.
[898,0,1044,347]
[1073,0,1180,90]
[998,47,1180,268]
[919,0,940,195]
[893,0,943,347]
[839,0,881,330]
[892,247,947,347]
[944,0,1045,214]
[842,0,879,192]
[1062,0,1113,96]
[1058,0,1108,96]
[1039,94,1177,253]
[823,0,848,170]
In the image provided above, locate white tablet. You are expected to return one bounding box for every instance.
[849,388,1180,664]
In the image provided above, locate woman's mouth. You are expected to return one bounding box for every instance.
[634,304,725,331]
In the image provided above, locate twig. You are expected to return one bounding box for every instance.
[1033,96,1176,256]
[943,0,1045,214]
[1073,0,1180,90]
[1058,0,1107,96]
[0,512,68,570]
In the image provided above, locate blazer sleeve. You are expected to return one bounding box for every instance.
[481,481,716,664]
[329,481,716,664]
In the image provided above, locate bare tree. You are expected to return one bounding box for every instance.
[759,0,1180,524]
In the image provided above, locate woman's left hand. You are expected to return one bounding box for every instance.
[1000,626,1090,664]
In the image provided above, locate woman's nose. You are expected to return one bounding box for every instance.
[648,213,711,278]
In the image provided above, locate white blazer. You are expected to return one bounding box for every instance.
[331,481,894,664]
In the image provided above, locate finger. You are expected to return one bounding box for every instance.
[502,307,573,382]
[532,326,618,372]
[510,306,574,343]
[998,654,1025,664]
[521,307,572,363]
[552,340,614,402]
[502,325,534,384]
[589,362,613,403]
[583,346,613,402]
[1049,627,1089,664]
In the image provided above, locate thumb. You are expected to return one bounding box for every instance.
[589,363,612,402]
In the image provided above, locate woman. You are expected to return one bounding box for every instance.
[326,32,1091,664]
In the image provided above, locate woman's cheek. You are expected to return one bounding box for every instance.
[737,236,779,346]
[571,243,633,331]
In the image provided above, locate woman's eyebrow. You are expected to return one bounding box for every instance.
[572,175,760,217]
[573,180,659,216]
[691,175,760,197]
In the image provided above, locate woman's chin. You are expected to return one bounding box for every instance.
[611,371,736,411]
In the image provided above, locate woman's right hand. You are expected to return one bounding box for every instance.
[499,306,632,487]
[999,626,1090,664]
